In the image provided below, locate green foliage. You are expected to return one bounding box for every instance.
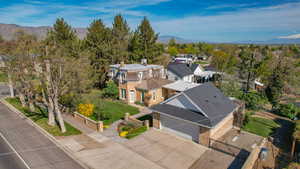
[46,18,80,58]
[239,91,268,110]
[168,46,178,56]
[5,98,81,136]
[242,116,280,137]
[85,19,111,88]
[111,14,130,63]
[220,81,243,98]
[102,80,119,99]
[126,126,147,139]
[0,71,8,82]
[129,17,161,63]
[274,103,300,119]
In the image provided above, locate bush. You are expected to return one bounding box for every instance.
[274,103,300,120]
[77,103,94,117]
[126,126,147,139]
[243,111,255,126]
[103,80,118,99]
[239,91,268,110]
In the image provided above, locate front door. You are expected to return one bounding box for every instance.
[129,90,135,103]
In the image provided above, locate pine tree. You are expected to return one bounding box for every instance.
[46,18,79,57]
[85,19,112,88]
[129,17,161,63]
[111,14,130,63]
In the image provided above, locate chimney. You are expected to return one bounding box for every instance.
[141,59,147,66]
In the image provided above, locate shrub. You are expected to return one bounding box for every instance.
[243,111,254,126]
[275,103,300,120]
[119,131,129,137]
[77,103,94,117]
[239,91,268,110]
[126,126,147,139]
[103,80,119,99]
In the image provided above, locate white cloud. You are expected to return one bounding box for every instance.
[152,2,300,41]
[278,34,300,39]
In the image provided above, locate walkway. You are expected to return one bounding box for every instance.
[0,102,85,169]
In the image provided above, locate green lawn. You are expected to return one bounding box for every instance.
[90,100,140,125]
[242,116,280,137]
[5,98,81,136]
[0,71,8,82]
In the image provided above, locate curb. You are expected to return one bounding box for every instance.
[0,98,92,169]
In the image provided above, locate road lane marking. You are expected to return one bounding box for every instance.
[0,132,31,169]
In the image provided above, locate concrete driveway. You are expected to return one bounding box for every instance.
[123,129,207,169]
[189,129,264,169]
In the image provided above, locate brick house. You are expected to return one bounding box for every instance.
[109,62,173,106]
[150,82,240,146]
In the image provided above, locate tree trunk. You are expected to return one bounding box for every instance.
[19,93,26,107]
[48,97,56,126]
[7,73,14,97]
[29,101,35,112]
[54,96,66,133]
[44,60,56,126]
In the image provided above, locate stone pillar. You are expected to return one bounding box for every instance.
[97,121,103,132]
[199,127,210,147]
[125,112,130,121]
[144,120,150,130]
[152,112,161,129]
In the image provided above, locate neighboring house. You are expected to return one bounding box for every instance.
[166,63,194,82]
[109,62,173,106]
[162,80,200,99]
[166,63,218,83]
[194,65,219,83]
[150,82,240,146]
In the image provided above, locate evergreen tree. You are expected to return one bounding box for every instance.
[111,14,130,63]
[46,18,79,57]
[85,19,112,88]
[129,17,160,63]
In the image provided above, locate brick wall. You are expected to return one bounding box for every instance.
[152,112,161,129]
[199,127,210,146]
[210,112,234,140]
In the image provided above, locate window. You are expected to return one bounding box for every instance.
[152,91,156,101]
[121,89,126,99]
[141,91,145,102]
[138,72,143,80]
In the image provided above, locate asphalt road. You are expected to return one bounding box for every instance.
[0,85,85,169]
[0,134,29,169]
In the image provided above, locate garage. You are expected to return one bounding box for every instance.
[160,114,199,142]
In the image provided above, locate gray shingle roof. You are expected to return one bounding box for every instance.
[183,82,237,126]
[151,82,238,127]
[151,104,213,127]
[167,63,193,78]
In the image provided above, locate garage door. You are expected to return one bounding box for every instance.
[160,114,199,142]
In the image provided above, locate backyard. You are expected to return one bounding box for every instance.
[5,97,81,136]
[242,115,280,137]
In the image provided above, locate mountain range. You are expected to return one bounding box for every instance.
[1,23,300,44]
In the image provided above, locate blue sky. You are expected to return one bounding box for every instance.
[1,0,300,42]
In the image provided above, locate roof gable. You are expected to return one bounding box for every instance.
[183,82,237,126]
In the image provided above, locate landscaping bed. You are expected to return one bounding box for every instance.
[118,121,147,139]
[5,97,81,136]
[242,115,280,137]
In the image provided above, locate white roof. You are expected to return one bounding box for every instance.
[163,80,200,92]
[254,80,264,86]
[110,64,163,71]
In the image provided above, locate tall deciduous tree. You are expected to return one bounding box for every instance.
[129,17,161,63]
[85,19,111,88]
[111,14,130,63]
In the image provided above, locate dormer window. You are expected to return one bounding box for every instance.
[149,69,153,78]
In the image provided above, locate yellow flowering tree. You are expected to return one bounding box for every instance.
[77,103,94,117]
